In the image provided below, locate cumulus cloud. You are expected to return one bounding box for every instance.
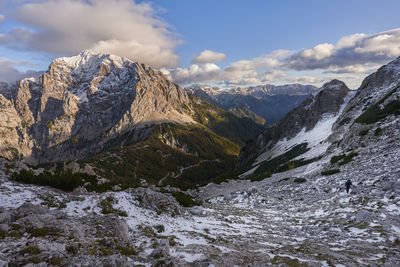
[262,70,287,83]
[286,28,400,71]
[169,63,222,84]
[290,76,326,84]
[167,50,286,86]
[192,50,226,63]
[0,58,43,84]
[0,0,180,67]
[300,43,335,60]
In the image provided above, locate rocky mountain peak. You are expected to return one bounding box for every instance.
[0,51,193,163]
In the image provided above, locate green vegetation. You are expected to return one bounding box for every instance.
[330,152,358,165]
[20,246,41,255]
[275,157,321,173]
[330,154,346,164]
[86,123,244,189]
[228,107,266,125]
[45,120,54,130]
[355,88,400,124]
[337,117,351,127]
[117,245,137,256]
[171,191,198,207]
[99,196,128,216]
[374,127,383,136]
[66,245,78,255]
[26,227,58,237]
[358,129,369,136]
[321,169,340,176]
[10,169,109,192]
[189,95,264,144]
[71,135,80,144]
[246,143,310,181]
[154,224,165,233]
[294,178,307,183]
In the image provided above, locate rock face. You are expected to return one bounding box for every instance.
[186,83,317,125]
[0,51,193,163]
[237,79,349,170]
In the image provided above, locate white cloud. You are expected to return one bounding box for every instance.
[0,14,5,23]
[300,43,335,60]
[286,28,400,71]
[170,63,222,84]
[192,50,226,63]
[336,33,366,49]
[290,76,325,84]
[262,70,287,83]
[0,0,180,67]
[355,30,400,57]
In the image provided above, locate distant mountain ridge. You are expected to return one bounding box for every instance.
[185,83,317,125]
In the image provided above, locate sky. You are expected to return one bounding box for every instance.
[0,0,400,89]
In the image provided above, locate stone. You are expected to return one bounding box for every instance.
[188,206,205,216]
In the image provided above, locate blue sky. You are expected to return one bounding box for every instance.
[148,0,400,67]
[0,0,400,88]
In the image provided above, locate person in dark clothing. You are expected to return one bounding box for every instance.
[345,179,352,193]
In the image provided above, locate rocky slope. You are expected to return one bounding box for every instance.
[0,113,399,265]
[185,84,317,125]
[236,79,351,176]
[0,56,399,266]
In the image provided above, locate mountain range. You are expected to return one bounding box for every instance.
[0,52,399,266]
[185,83,317,126]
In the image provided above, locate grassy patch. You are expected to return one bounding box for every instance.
[355,88,400,124]
[171,191,198,207]
[321,169,340,175]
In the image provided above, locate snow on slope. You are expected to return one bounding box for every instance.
[241,91,356,177]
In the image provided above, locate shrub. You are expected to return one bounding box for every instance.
[11,169,96,192]
[374,127,383,136]
[321,169,340,175]
[330,154,346,164]
[294,178,307,183]
[20,246,41,255]
[358,129,369,136]
[154,224,165,233]
[26,227,58,237]
[171,191,198,207]
[331,152,358,165]
[117,245,137,256]
[339,152,358,165]
[355,88,400,124]
[66,245,78,255]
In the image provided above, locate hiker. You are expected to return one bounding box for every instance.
[345,179,352,193]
